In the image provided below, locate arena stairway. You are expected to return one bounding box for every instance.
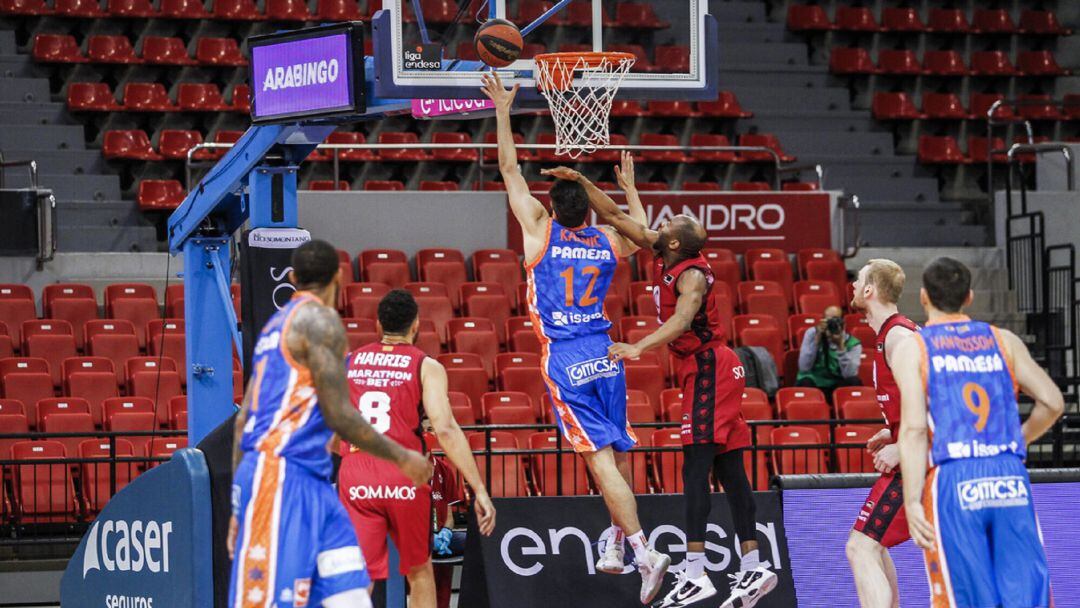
[0,29,159,253]
[713,1,991,247]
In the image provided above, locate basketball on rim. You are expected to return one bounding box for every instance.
[475,18,523,68]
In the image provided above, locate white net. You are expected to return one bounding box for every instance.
[534,52,636,159]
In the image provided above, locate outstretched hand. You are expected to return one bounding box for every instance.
[614,151,636,191]
[480,71,519,113]
[540,166,583,182]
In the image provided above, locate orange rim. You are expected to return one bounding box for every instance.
[534,51,636,92]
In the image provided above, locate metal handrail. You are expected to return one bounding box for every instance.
[0,158,39,190]
[185,141,790,191]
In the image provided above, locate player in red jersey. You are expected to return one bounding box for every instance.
[846,259,918,608]
[338,290,496,608]
[568,172,776,608]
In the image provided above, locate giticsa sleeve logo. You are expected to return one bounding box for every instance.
[83,519,174,579]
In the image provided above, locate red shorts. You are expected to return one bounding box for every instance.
[338,456,433,579]
[852,470,910,548]
[676,345,750,451]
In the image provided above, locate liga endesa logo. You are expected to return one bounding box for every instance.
[498,523,785,577]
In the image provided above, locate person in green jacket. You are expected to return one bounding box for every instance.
[795,305,863,401]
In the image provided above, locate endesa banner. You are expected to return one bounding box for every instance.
[60,449,214,608]
[460,493,796,608]
[508,192,832,255]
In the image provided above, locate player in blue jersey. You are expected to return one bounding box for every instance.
[482,72,671,604]
[227,240,432,608]
[893,257,1063,608]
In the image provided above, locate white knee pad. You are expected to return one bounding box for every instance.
[322,588,373,608]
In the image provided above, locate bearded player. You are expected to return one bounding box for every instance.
[228,240,431,608]
[482,72,671,605]
[338,289,496,608]
[846,259,918,608]
[564,171,777,608]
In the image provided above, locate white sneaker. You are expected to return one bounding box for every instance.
[718,566,777,608]
[653,570,717,607]
[638,550,672,604]
[595,536,626,574]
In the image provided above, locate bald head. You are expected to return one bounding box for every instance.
[672,215,707,258]
[824,305,843,319]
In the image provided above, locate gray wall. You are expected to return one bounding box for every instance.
[297,191,509,259]
[994,190,1080,255]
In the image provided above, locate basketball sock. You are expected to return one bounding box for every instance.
[740,549,760,572]
[685,551,705,579]
[627,531,650,564]
[611,524,625,547]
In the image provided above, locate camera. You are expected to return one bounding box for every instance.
[824,316,845,336]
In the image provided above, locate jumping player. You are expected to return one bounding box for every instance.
[339,289,496,608]
[481,72,671,605]
[228,240,431,608]
[894,257,1063,607]
[576,180,777,608]
[846,259,918,608]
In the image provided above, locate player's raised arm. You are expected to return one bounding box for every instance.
[480,72,547,243]
[999,329,1065,445]
[542,164,657,253]
[287,303,432,487]
[892,334,935,550]
[420,358,496,536]
[609,269,706,362]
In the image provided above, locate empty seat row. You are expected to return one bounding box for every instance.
[33,34,247,66]
[831,48,1069,77]
[67,82,249,113]
[874,92,1080,122]
[916,135,1062,165]
[789,6,1071,36]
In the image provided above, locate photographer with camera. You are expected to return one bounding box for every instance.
[795,305,863,400]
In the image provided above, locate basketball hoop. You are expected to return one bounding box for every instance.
[533,52,636,159]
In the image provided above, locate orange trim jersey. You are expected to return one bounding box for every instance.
[240,292,334,478]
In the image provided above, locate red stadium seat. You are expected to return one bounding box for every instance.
[528,432,590,496]
[698,91,753,119]
[419,181,458,191]
[102,130,161,160]
[88,35,142,64]
[738,134,795,163]
[472,250,521,307]
[927,8,970,33]
[610,2,667,29]
[736,326,784,369]
[835,425,878,473]
[104,284,159,348]
[378,131,431,162]
[689,134,736,163]
[130,370,182,427]
[430,132,478,162]
[42,288,97,351]
[877,50,921,76]
[160,0,208,17]
[448,318,499,378]
[67,82,121,112]
[146,436,187,463]
[834,386,879,418]
[213,0,262,19]
[770,426,827,475]
[882,7,926,32]
[494,352,539,377]
[103,396,154,426]
[54,0,104,15]
[141,36,194,65]
[783,182,820,193]
[640,134,690,163]
[138,180,186,211]
[417,248,467,308]
[341,318,377,351]
[468,432,528,497]
[157,130,205,161]
[1018,51,1069,77]
[732,181,771,192]
[308,180,350,191]
[12,440,78,523]
[315,0,360,20]
[0,413,28,462]
[787,313,818,347]
[4,372,54,430]
[743,291,788,329]
[794,281,841,312]
[36,396,91,431]
[835,6,881,32]
[1,0,52,15]
[969,51,1018,77]
[122,83,175,111]
[498,368,546,412]
[364,180,403,191]
[654,46,691,74]
[42,410,96,458]
[506,318,541,355]
[872,92,924,121]
[265,0,309,20]
[107,411,157,457]
[86,321,139,384]
[830,48,877,75]
[346,283,390,320]
[229,84,251,113]
[23,320,76,386]
[970,94,1015,121]
[922,93,972,120]
[651,429,686,493]
[1019,10,1071,36]
[972,9,1017,34]
[195,37,247,66]
[922,50,968,77]
[782,401,831,441]
[79,438,136,514]
[440,354,488,407]
[147,319,186,379]
[967,137,1009,164]
[177,83,228,111]
[918,136,971,165]
[787,4,833,32]
[32,34,88,63]
[608,44,653,72]
[461,283,512,344]
[107,0,155,15]
[1017,95,1065,121]
[358,249,410,287]
[776,386,826,415]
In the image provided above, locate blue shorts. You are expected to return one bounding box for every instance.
[541,332,636,453]
[923,455,1050,608]
[230,453,371,608]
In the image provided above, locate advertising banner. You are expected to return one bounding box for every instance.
[507,192,832,255]
[460,493,796,608]
[60,449,214,608]
[239,228,311,375]
[783,481,1080,605]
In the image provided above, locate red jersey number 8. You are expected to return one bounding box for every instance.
[359,391,392,434]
